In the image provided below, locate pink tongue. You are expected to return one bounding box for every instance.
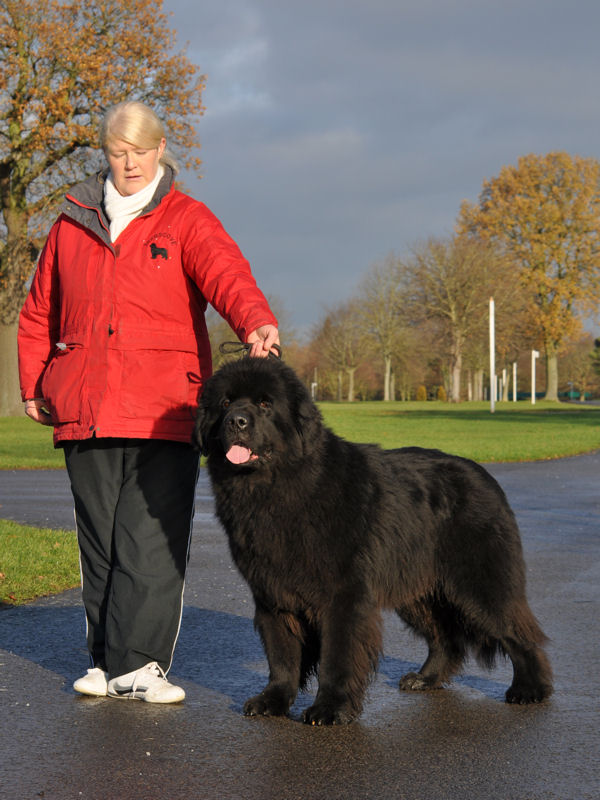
[226,445,256,464]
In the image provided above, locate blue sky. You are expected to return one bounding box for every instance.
[166,0,600,336]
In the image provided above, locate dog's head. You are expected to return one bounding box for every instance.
[194,357,323,470]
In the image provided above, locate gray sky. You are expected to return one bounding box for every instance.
[166,0,600,337]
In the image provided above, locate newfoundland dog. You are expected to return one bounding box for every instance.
[194,356,552,725]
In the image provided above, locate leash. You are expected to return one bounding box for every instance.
[218,341,282,360]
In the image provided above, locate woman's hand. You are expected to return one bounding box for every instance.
[24,398,53,425]
[246,325,280,358]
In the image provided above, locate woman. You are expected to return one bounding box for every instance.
[18,101,279,703]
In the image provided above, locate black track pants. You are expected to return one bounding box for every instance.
[63,438,199,679]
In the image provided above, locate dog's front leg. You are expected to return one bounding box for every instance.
[302,592,381,725]
[244,602,302,718]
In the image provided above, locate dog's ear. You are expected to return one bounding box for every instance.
[295,394,324,456]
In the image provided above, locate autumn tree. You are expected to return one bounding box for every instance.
[459,152,600,401]
[311,301,368,401]
[0,0,204,414]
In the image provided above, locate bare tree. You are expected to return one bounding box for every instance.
[559,333,600,400]
[359,255,407,401]
[312,301,369,401]
[401,236,521,401]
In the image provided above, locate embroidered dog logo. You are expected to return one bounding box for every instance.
[150,243,168,260]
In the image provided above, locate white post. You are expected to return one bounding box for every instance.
[513,361,517,402]
[489,298,495,414]
[502,368,507,402]
[531,350,540,404]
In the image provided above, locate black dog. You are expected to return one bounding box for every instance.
[194,357,552,724]
[150,242,168,260]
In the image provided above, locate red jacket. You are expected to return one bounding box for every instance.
[18,168,277,444]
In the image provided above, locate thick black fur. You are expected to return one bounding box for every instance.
[194,357,553,725]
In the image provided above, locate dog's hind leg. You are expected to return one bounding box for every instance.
[399,640,464,691]
[396,599,466,691]
[500,605,553,704]
[502,637,553,704]
[243,603,302,718]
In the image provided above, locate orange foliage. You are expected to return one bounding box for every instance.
[458,152,600,355]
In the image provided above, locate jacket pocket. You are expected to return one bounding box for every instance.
[117,350,201,422]
[41,343,87,424]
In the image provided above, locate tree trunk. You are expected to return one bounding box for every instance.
[451,363,461,402]
[346,367,356,402]
[544,351,559,401]
[336,370,343,402]
[450,338,463,402]
[0,320,23,416]
[383,354,392,401]
[474,369,484,401]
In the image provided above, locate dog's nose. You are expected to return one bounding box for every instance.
[229,413,249,431]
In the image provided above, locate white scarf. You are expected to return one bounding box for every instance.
[104,164,164,242]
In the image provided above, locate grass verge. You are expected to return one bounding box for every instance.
[0,519,80,606]
[319,400,600,462]
[0,416,63,469]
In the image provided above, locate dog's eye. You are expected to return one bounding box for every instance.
[222,398,230,409]
[259,399,271,410]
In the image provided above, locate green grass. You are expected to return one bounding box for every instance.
[0,416,63,469]
[2,401,600,470]
[0,519,80,606]
[1,402,599,605]
[318,400,600,462]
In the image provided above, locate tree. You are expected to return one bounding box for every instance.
[459,152,600,401]
[359,255,406,401]
[0,0,205,414]
[312,301,368,401]
[558,333,599,400]
[401,236,521,401]
[590,338,600,381]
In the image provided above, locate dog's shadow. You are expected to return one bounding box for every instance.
[0,601,507,713]
[175,608,508,711]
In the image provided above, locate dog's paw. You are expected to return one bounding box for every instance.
[301,701,356,726]
[398,671,442,691]
[243,690,292,718]
[505,682,552,704]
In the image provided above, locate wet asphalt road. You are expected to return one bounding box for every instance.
[0,453,599,800]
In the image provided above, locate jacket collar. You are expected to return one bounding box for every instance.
[61,165,176,246]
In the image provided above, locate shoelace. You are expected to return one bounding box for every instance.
[131,661,167,692]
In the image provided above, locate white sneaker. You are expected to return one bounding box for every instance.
[107,661,185,703]
[73,667,109,696]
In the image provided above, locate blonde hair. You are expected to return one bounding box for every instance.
[100,101,179,173]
